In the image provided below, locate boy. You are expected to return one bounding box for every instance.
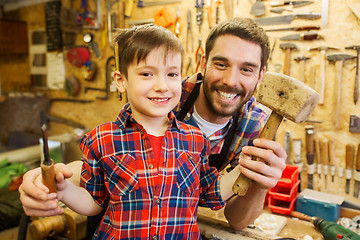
[54,24,239,239]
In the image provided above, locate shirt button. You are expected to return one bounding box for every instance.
[156,199,161,204]
[189,156,193,160]
[152,236,158,240]
[149,164,154,169]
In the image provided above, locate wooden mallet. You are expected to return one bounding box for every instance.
[232,71,319,196]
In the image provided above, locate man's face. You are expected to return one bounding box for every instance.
[201,34,264,118]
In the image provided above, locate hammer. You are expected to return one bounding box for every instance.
[280,43,298,76]
[345,45,360,104]
[326,53,356,129]
[309,46,339,105]
[232,72,319,196]
[294,56,311,83]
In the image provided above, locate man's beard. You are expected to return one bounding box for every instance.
[202,74,253,117]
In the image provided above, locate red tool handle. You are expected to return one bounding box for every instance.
[295,25,320,31]
[303,33,321,40]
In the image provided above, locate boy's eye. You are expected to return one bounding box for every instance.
[168,72,179,77]
[140,72,152,77]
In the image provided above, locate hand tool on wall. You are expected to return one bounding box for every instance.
[215,0,221,24]
[254,12,321,25]
[223,0,233,20]
[350,115,360,133]
[83,32,102,59]
[196,0,204,32]
[320,139,329,189]
[354,144,360,197]
[137,0,182,7]
[314,138,321,190]
[174,6,181,38]
[280,32,323,41]
[284,131,291,164]
[205,0,213,29]
[305,125,315,189]
[345,143,355,194]
[322,0,328,26]
[250,0,266,17]
[124,0,135,18]
[41,123,56,193]
[345,45,360,104]
[266,25,320,32]
[294,56,310,83]
[328,138,336,183]
[326,53,356,129]
[232,72,319,196]
[186,10,194,52]
[309,46,339,105]
[291,211,360,240]
[269,0,314,8]
[280,43,299,76]
[292,138,302,191]
[195,38,205,72]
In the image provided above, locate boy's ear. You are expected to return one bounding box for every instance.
[113,70,126,93]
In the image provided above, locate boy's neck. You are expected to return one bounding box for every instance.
[131,113,170,136]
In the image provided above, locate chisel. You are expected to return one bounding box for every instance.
[266,25,320,32]
[354,144,360,198]
[320,139,329,190]
[328,138,336,182]
[315,138,322,179]
[292,138,302,192]
[41,124,56,193]
[305,126,315,189]
[137,0,182,8]
[345,144,355,194]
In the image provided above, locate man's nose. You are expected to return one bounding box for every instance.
[223,67,240,87]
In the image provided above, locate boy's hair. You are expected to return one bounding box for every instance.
[205,17,270,71]
[114,24,184,79]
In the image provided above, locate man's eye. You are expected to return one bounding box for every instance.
[215,62,226,69]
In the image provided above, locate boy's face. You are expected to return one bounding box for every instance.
[116,47,182,122]
[200,34,265,118]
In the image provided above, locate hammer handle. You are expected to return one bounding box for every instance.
[284,48,291,76]
[41,160,56,193]
[232,111,283,196]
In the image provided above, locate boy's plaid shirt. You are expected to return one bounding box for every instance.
[80,107,225,240]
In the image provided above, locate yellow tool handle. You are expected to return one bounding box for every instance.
[315,138,321,165]
[125,0,135,18]
[345,144,355,170]
[328,138,336,166]
[320,140,329,166]
[356,144,360,171]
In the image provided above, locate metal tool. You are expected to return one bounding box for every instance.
[345,144,355,194]
[280,43,299,76]
[305,125,315,190]
[250,0,266,17]
[350,115,360,133]
[345,45,360,104]
[280,32,322,41]
[328,138,336,183]
[315,138,322,180]
[326,53,356,128]
[266,25,320,32]
[255,12,321,25]
[291,211,360,240]
[309,46,340,105]
[320,139,329,190]
[284,131,291,165]
[354,144,360,198]
[174,6,181,38]
[215,0,221,24]
[196,0,204,32]
[186,10,194,52]
[294,56,310,82]
[269,0,314,8]
[321,0,328,26]
[137,0,182,7]
[195,37,205,72]
[206,0,213,29]
[41,123,56,193]
[292,138,302,192]
[83,32,102,59]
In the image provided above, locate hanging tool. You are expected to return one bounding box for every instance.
[291,211,360,240]
[294,56,310,83]
[174,6,181,38]
[196,0,204,32]
[284,131,291,165]
[280,43,299,76]
[266,25,320,32]
[314,138,321,184]
[292,138,302,192]
[223,0,233,19]
[186,10,194,52]
[322,0,328,26]
[345,45,360,104]
[328,138,336,183]
[321,139,329,190]
[280,32,323,41]
[41,123,56,193]
[345,144,355,194]
[232,72,319,196]
[326,53,356,129]
[205,0,213,29]
[250,0,266,17]
[195,37,205,72]
[305,125,315,190]
[350,115,360,133]
[137,0,182,7]
[255,12,321,25]
[309,46,340,105]
[215,0,221,24]
[83,32,102,59]
[354,144,360,198]
[269,0,314,8]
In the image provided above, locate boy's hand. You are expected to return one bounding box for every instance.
[19,163,73,217]
[238,138,287,190]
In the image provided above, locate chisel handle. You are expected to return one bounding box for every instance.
[346,144,355,170]
[41,160,56,193]
[328,138,336,167]
[305,126,314,165]
[320,140,329,166]
[356,144,360,171]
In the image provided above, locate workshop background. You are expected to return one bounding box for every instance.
[0,0,360,239]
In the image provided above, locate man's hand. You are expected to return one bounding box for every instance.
[19,163,74,217]
[239,138,287,190]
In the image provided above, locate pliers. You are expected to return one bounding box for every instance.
[195,37,205,72]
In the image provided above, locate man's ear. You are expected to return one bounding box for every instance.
[113,70,126,93]
[256,67,266,88]
[200,54,207,74]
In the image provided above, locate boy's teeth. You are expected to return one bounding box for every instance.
[219,91,237,100]
[152,98,169,102]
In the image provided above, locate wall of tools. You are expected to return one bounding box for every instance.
[0,0,359,202]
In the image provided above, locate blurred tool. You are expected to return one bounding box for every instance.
[280,42,299,76]
[294,56,310,82]
[266,25,320,32]
[255,12,321,25]
[321,139,329,189]
[354,144,360,198]
[328,138,336,183]
[186,10,194,52]
[124,0,135,17]
[284,131,291,164]
[137,0,182,7]
[350,115,360,133]
[345,45,360,104]
[345,144,355,194]
[174,6,181,38]
[280,32,322,41]
[322,0,328,26]
[83,32,101,59]
[305,126,315,189]
[292,138,302,192]
[223,0,233,19]
[314,139,321,191]
[196,0,204,32]
[205,0,213,29]
[250,0,266,17]
[215,0,221,24]
[41,123,56,193]
[269,0,314,8]
[195,37,204,72]
[291,211,360,240]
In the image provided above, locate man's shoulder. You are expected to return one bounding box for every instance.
[244,96,271,118]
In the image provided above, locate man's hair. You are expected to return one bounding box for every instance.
[205,18,270,71]
[114,24,184,79]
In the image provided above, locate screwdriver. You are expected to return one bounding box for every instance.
[41,124,56,193]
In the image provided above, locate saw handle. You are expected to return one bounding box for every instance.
[232,111,283,196]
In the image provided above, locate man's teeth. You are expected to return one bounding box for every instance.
[151,98,169,102]
[218,91,237,100]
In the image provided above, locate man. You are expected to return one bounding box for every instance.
[19,17,286,234]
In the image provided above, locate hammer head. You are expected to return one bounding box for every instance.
[326,53,356,62]
[345,45,360,51]
[280,43,298,50]
[255,72,319,123]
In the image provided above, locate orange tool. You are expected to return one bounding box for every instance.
[195,38,204,72]
[41,124,56,193]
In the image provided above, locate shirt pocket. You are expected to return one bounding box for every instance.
[176,151,201,193]
[103,154,138,199]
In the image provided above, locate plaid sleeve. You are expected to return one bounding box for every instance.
[80,130,109,207]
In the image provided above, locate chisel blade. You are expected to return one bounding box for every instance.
[308,174,313,189]
[354,180,360,198]
[346,179,350,194]
[255,13,321,25]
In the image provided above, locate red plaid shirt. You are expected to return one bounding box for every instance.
[80,107,225,240]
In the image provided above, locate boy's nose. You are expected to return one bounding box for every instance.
[153,75,168,91]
